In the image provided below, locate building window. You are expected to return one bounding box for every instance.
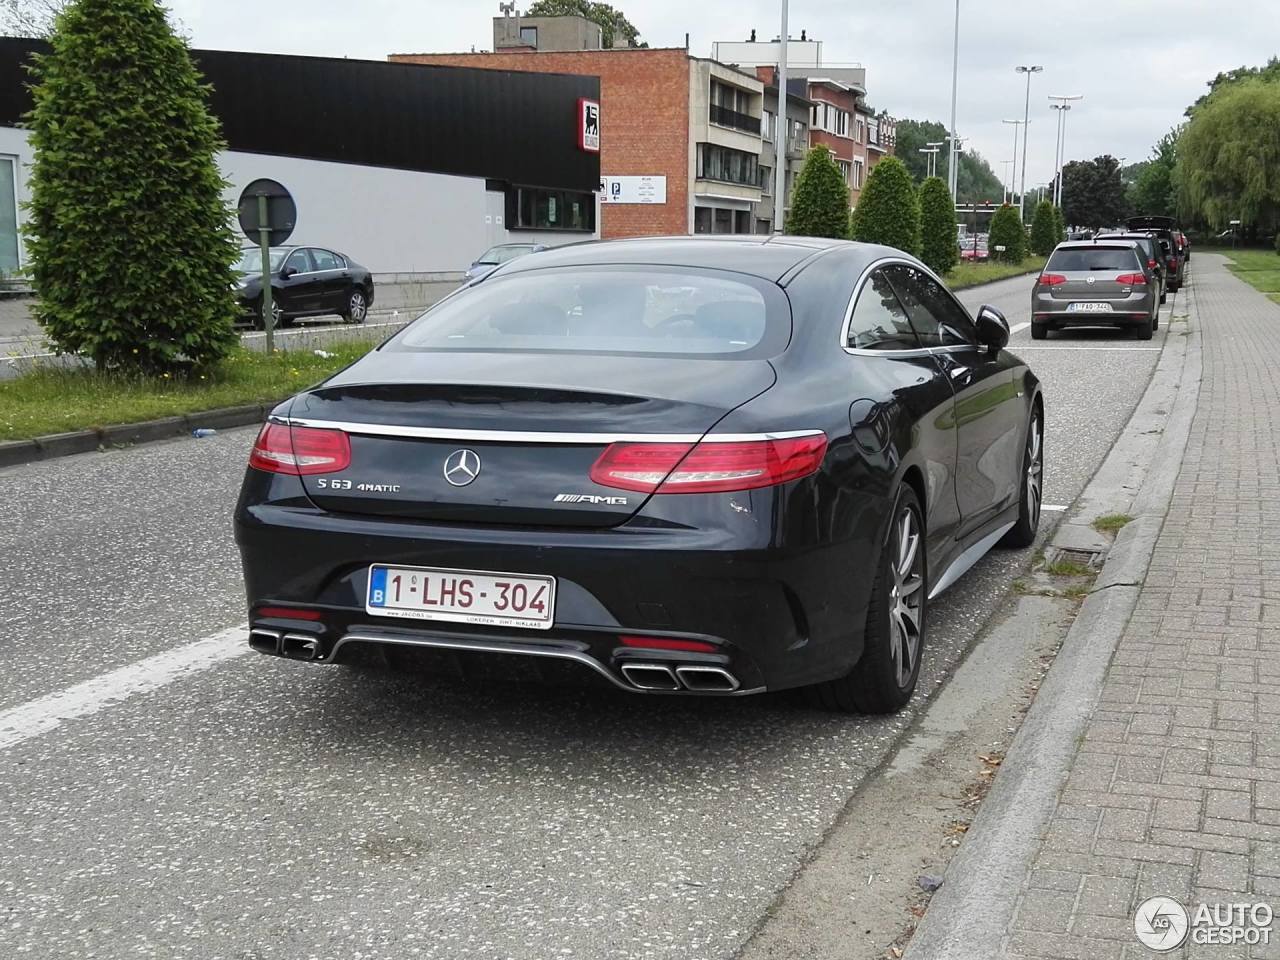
[510,186,595,232]
[0,156,17,271]
[710,81,759,133]
[836,159,852,183]
[761,109,775,142]
[697,143,759,187]
[694,207,713,234]
[810,100,850,138]
[519,26,537,46]
[696,205,752,235]
[759,164,772,195]
[853,158,865,190]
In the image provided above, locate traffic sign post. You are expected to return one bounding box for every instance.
[237,179,296,353]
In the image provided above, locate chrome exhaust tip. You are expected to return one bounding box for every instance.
[620,663,680,691]
[248,628,282,655]
[280,632,322,661]
[675,665,740,692]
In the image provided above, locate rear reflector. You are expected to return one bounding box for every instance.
[254,606,324,621]
[249,423,351,476]
[620,635,718,654]
[1147,258,1157,269]
[1169,257,1179,270]
[1114,273,1147,286]
[590,434,828,494]
[1038,273,1067,286]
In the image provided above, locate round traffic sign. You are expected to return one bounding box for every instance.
[237,179,297,246]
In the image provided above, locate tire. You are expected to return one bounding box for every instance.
[1031,322,1049,340]
[999,405,1043,548]
[343,288,368,324]
[258,296,286,331]
[1160,290,1167,305]
[1135,313,1154,341]
[808,485,925,714]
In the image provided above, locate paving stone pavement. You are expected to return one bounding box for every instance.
[1005,256,1280,960]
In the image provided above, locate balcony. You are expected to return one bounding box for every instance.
[709,103,762,135]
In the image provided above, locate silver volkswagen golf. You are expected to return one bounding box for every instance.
[1031,240,1159,340]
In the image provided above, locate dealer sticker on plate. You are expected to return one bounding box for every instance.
[367,564,555,630]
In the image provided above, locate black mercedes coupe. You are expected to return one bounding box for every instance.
[234,237,1044,713]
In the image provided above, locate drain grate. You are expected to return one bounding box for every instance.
[1053,547,1101,570]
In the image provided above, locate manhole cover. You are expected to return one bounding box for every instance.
[1054,547,1100,569]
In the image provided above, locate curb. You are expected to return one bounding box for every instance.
[904,280,1204,959]
[0,402,272,469]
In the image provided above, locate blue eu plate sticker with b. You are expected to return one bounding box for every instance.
[368,566,387,607]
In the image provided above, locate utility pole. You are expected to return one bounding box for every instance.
[1002,119,1024,207]
[947,0,961,198]
[1048,94,1082,207]
[1015,65,1043,221]
[772,0,789,234]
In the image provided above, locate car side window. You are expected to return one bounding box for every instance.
[845,268,921,351]
[285,249,312,274]
[884,264,978,348]
[311,249,343,270]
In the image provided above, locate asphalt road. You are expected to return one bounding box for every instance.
[0,273,1176,959]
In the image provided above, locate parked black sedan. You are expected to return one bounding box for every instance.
[234,237,1044,713]
[236,246,374,328]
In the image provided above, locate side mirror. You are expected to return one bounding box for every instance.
[281,265,298,279]
[975,304,1010,354]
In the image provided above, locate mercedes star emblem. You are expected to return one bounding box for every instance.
[443,448,481,487]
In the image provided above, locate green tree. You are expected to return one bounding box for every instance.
[890,117,1004,204]
[1060,155,1128,231]
[918,176,958,275]
[524,0,645,47]
[988,204,1026,263]
[26,0,239,373]
[784,146,851,239]
[850,156,921,255]
[1029,200,1057,256]
[1052,204,1066,243]
[1128,129,1179,219]
[1179,77,1280,231]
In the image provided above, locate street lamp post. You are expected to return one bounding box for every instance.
[1048,94,1083,208]
[919,147,940,178]
[1001,118,1024,208]
[1015,65,1043,221]
[926,140,946,180]
[772,0,789,234]
[999,159,1014,204]
[947,0,960,198]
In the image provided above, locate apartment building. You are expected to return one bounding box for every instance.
[393,22,774,238]
[752,67,811,234]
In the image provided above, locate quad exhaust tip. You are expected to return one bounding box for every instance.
[249,628,281,655]
[280,632,322,661]
[675,665,740,692]
[620,663,681,691]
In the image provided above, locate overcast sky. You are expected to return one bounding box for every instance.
[167,0,1277,189]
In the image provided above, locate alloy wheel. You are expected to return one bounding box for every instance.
[349,291,367,323]
[888,504,924,689]
[1026,412,1043,532]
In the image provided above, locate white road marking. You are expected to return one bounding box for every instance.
[1009,322,1030,334]
[0,625,249,751]
[1042,504,1068,512]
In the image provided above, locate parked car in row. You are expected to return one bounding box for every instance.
[236,246,375,329]
[464,242,549,282]
[1095,231,1169,304]
[1031,239,1160,340]
[235,236,1045,714]
[1126,216,1185,291]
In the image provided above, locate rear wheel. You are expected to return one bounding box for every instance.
[1000,406,1043,548]
[343,288,368,324]
[1031,322,1049,340]
[1134,313,1154,341]
[809,486,925,714]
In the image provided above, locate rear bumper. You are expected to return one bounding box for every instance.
[1032,311,1152,327]
[234,487,887,695]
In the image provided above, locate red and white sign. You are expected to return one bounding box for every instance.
[578,98,601,153]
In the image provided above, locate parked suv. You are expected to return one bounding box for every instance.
[1096,232,1169,304]
[1032,240,1159,340]
[1126,216,1184,292]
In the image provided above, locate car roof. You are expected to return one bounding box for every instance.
[497,235,872,283]
[1055,239,1140,248]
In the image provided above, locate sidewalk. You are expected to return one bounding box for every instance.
[910,255,1280,959]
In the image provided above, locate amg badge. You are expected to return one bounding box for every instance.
[554,494,629,505]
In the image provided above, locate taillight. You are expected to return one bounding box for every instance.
[619,635,718,653]
[254,606,325,621]
[1147,258,1157,269]
[1038,273,1067,286]
[589,434,828,494]
[1169,257,1179,270]
[248,422,351,475]
[1115,273,1147,286]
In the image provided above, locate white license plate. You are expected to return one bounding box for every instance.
[1067,302,1113,313]
[366,564,555,630]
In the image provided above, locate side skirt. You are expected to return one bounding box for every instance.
[927,520,1016,600]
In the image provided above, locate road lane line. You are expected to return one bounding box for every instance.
[1042,504,1068,512]
[1012,346,1161,352]
[1009,322,1030,334]
[0,625,249,751]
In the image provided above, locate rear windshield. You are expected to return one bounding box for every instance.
[1047,246,1142,272]
[390,266,787,359]
[1098,235,1155,258]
